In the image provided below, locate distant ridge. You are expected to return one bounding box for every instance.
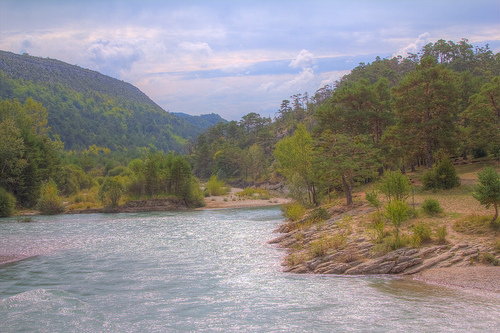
[0,51,154,105]
[0,51,226,151]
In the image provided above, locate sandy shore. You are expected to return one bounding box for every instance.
[414,267,500,293]
[198,188,292,209]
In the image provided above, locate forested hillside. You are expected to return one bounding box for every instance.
[0,51,225,152]
[189,38,499,206]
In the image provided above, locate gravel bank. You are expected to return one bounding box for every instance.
[414,267,500,293]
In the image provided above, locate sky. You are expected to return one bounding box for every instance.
[1,1,499,121]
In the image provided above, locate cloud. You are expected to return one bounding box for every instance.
[179,41,213,57]
[85,38,143,77]
[393,32,431,57]
[289,49,315,69]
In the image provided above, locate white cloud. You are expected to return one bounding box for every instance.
[179,41,213,56]
[289,49,315,69]
[393,32,431,57]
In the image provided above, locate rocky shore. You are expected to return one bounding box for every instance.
[269,203,500,292]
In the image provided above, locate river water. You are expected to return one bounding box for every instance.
[1,206,499,332]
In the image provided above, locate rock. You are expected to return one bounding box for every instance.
[418,246,447,258]
[450,256,463,264]
[450,244,469,251]
[287,265,309,274]
[321,263,351,274]
[345,259,395,275]
[391,258,423,274]
[306,258,323,271]
[404,249,419,256]
[403,252,454,275]
[462,248,478,256]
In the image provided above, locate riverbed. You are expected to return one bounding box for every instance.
[1,207,499,332]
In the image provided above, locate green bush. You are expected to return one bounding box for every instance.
[422,160,460,190]
[365,190,381,210]
[421,198,443,214]
[385,200,409,243]
[412,222,432,246]
[281,202,306,221]
[310,207,330,222]
[37,180,65,215]
[0,188,16,217]
[435,225,447,243]
[206,175,229,196]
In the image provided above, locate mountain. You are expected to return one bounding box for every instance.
[0,50,225,152]
[172,112,227,129]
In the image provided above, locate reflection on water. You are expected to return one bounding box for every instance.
[1,207,500,332]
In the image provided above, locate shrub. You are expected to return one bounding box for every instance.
[373,216,386,243]
[37,180,65,215]
[338,215,353,235]
[384,233,410,250]
[309,234,346,258]
[310,207,330,222]
[422,159,460,190]
[494,238,500,252]
[480,252,499,266]
[206,175,229,196]
[0,188,16,217]
[421,198,443,214]
[365,190,381,210]
[281,202,306,221]
[412,222,432,245]
[285,253,305,267]
[435,225,447,243]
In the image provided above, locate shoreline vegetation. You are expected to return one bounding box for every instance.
[266,158,500,294]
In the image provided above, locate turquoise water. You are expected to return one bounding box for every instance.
[1,206,499,332]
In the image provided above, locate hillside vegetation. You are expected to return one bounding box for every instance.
[0,51,225,152]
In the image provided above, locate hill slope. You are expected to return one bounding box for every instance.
[0,51,225,151]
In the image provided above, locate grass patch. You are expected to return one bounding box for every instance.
[453,214,497,235]
[308,234,346,258]
[480,252,499,266]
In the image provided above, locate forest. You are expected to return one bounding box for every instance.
[0,38,499,216]
[188,38,499,206]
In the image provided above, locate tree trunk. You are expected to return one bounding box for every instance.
[426,137,433,168]
[492,203,499,224]
[342,174,353,206]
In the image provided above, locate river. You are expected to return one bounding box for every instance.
[1,206,499,332]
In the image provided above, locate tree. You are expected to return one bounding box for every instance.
[473,167,500,223]
[379,171,412,202]
[385,200,409,247]
[461,76,500,154]
[37,180,65,214]
[274,124,319,206]
[391,57,460,167]
[316,78,393,144]
[315,131,381,205]
[98,176,125,207]
[246,143,266,182]
[0,187,16,217]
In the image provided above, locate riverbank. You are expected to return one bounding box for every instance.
[269,201,500,293]
[199,187,292,209]
[414,267,500,293]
